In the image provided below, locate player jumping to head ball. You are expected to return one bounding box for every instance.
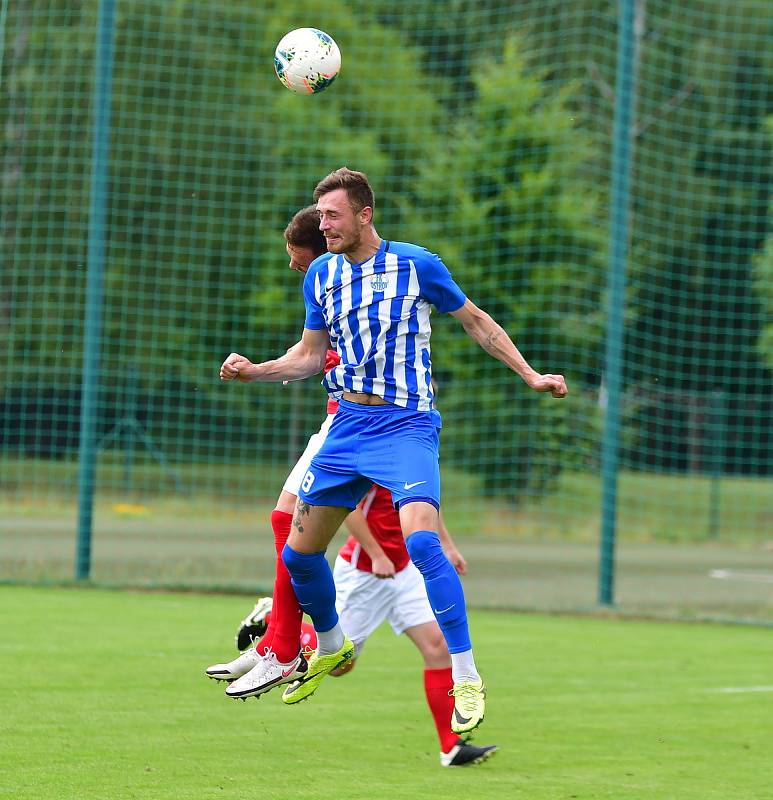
[207,205,496,765]
[220,168,567,734]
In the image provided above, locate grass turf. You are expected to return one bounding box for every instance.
[2,458,770,545]
[1,586,772,799]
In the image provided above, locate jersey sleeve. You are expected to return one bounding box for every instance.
[303,268,327,330]
[414,250,467,313]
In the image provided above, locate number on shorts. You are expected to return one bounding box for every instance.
[301,470,315,493]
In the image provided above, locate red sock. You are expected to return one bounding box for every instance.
[252,510,292,655]
[264,510,303,663]
[424,667,459,753]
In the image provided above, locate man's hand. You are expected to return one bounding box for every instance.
[370,554,396,580]
[526,373,568,398]
[220,352,255,383]
[444,544,468,576]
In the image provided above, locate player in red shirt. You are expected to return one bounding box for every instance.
[332,484,497,766]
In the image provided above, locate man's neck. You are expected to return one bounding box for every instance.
[345,229,382,265]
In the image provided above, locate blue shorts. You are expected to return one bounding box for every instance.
[298,399,443,511]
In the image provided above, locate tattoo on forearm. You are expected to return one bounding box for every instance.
[293,501,312,534]
[485,330,502,349]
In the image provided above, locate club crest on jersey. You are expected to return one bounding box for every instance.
[370,273,389,293]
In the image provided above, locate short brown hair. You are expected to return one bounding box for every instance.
[313,167,375,213]
[283,205,326,257]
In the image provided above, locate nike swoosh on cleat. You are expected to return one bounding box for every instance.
[281,664,298,678]
[404,480,427,490]
[291,648,352,686]
[227,673,293,697]
[285,668,315,690]
[454,709,472,725]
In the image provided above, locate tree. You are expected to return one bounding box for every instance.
[401,38,606,499]
[0,1,445,459]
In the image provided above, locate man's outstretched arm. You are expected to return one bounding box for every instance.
[220,327,330,384]
[450,299,568,398]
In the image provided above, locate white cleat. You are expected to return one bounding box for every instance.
[205,646,263,683]
[225,650,308,700]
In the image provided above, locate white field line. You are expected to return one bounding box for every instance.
[708,569,773,584]
[706,686,773,694]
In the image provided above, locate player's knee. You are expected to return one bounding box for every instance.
[405,529,444,573]
[281,544,324,577]
[274,491,297,515]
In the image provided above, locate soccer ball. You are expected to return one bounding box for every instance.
[274,28,341,95]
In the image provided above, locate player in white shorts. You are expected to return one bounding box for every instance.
[333,485,497,765]
[333,484,456,661]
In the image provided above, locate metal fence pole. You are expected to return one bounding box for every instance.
[598,0,639,606]
[0,0,9,91]
[707,389,728,539]
[75,0,116,580]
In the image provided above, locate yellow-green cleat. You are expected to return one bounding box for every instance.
[450,678,486,734]
[281,636,355,705]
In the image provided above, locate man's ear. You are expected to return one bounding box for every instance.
[359,206,373,224]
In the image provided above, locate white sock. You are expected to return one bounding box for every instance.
[316,623,344,656]
[451,649,481,684]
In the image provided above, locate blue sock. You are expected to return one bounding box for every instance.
[281,544,339,633]
[405,530,471,654]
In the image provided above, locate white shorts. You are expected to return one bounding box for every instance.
[281,414,336,496]
[333,555,435,652]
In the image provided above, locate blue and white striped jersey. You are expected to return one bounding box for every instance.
[303,239,466,410]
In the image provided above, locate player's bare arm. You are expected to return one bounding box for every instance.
[220,327,330,384]
[344,506,396,579]
[450,299,568,398]
[438,511,467,576]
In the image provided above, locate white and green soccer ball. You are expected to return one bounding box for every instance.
[274,28,341,95]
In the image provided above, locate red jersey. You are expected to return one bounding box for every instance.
[324,350,340,414]
[338,485,410,574]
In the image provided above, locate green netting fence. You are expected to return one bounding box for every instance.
[1,0,771,623]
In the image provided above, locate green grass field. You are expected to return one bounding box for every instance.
[2,587,772,800]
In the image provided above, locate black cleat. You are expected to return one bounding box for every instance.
[440,739,498,767]
[235,597,273,651]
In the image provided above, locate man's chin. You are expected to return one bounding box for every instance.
[325,239,344,253]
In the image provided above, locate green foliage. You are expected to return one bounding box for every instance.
[402,38,605,498]
[1,0,771,513]
[619,5,773,473]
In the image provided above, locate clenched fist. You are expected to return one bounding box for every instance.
[220,352,255,382]
[528,373,568,398]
